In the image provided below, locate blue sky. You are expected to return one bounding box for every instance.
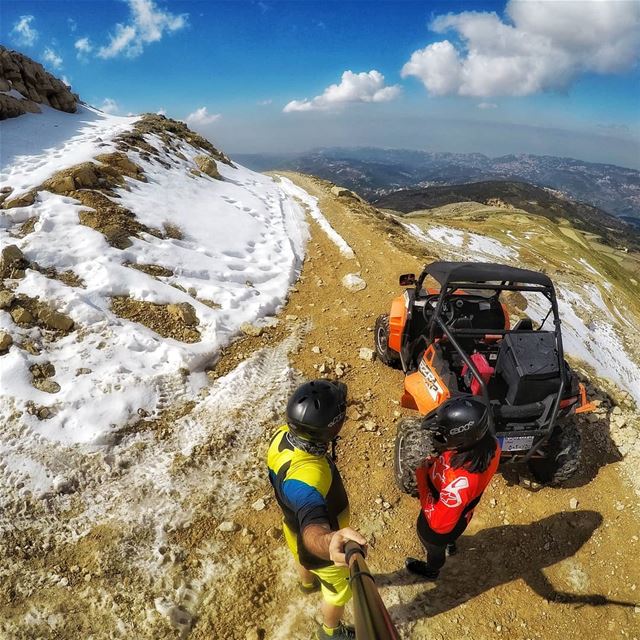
[3,0,640,167]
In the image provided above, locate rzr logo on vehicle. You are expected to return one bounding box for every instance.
[419,360,442,401]
[440,477,469,508]
[450,420,474,435]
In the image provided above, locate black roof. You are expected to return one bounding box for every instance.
[425,261,553,287]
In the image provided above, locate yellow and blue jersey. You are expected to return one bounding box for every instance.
[267,425,350,569]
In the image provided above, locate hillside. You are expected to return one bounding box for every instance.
[373,180,640,252]
[235,147,640,219]
[1,54,640,640]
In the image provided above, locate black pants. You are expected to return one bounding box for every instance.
[416,511,466,570]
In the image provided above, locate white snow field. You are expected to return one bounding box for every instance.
[404,220,640,406]
[0,104,321,471]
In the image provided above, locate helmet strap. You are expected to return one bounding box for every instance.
[287,429,329,457]
[331,435,342,462]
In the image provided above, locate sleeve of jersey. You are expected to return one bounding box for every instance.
[426,474,476,534]
[282,460,331,532]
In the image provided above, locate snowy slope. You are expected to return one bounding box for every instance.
[0,105,316,450]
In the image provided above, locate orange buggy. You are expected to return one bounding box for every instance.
[374,261,595,492]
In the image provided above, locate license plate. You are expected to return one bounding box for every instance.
[499,435,535,452]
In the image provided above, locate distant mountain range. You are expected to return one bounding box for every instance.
[373,180,639,252]
[235,147,640,219]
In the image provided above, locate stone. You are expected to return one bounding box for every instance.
[194,155,220,179]
[251,498,266,511]
[0,244,28,277]
[267,526,282,541]
[36,307,74,331]
[0,331,13,351]
[0,290,15,309]
[167,303,198,326]
[285,314,298,321]
[612,406,622,416]
[10,306,34,325]
[569,497,579,510]
[33,379,61,394]
[311,346,322,354]
[364,420,377,432]
[331,186,359,199]
[4,190,37,209]
[241,323,263,337]
[72,164,100,188]
[342,273,366,292]
[45,174,76,194]
[359,347,375,362]
[76,368,92,375]
[217,521,240,533]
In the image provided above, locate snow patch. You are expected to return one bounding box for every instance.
[276,175,356,258]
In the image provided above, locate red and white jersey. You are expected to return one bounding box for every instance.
[416,444,501,535]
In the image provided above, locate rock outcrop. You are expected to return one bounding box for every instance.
[0,46,78,120]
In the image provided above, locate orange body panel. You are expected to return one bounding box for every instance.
[401,345,451,414]
[388,294,407,353]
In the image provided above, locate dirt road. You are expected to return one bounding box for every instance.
[187,174,640,639]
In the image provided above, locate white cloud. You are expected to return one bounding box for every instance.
[100,98,119,114]
[258,99,273,106]
[61,75,72,87]
[402,0,640,97]
[43,47,63,70]
[68,18,77,32]
[156,108,167,115]
[98,0,188,59]
[283,70,401,113]
[11,15,38,47]
[478,102,498,109]
[185,107,221,127]
[75,37,93,59]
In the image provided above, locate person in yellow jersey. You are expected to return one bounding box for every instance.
[267,380,367,640]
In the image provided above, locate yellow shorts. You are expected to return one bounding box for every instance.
[282,521,352,607]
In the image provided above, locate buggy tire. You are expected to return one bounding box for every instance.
[375,314,401,369]
[394,417,436,497]
[528,419,581,485]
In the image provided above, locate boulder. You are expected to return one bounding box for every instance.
[3,190,36,209]
[10,306,34,325]
[193,155,220,179]
[71,164,100,189]
[0,290,15,309]
[331,186,360,200]
[240,323,263,337]
[358,347,376,362]
[0,244,29,279]
[341,273,367,292]
[0,46,78,120]
[33,379,61,394]
[167,302,198,326]
[36,307,74,332]
[0,331,13,351]
[44,174,76,194]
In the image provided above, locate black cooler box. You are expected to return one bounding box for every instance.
[495,332,560,404]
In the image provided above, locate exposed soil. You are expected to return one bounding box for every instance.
[110,297,200,343]
[183,173,639,639]
[1,172,638,640]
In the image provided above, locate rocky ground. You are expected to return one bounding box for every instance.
[1,172,639,640]
[186,174,640,639]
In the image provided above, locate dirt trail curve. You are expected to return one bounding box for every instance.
[189,173,640,640]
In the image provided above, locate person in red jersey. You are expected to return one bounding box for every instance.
[406,395,501,579]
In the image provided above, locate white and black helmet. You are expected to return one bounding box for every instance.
[286,380,348,443]
[425,395,489,451]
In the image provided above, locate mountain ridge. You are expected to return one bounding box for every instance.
[235,146,640,219]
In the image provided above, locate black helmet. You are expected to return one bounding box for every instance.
[425,395,488,451]
[286,380,347,443]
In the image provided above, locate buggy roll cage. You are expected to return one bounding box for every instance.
[412,263,566,462]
